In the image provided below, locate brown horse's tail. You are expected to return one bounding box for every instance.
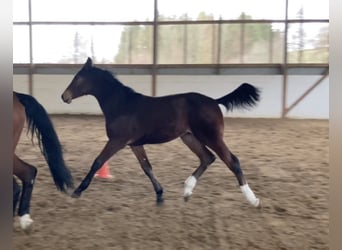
[216,83,260,111]
[15,92,74,193]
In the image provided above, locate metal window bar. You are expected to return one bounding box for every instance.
[13,0,329,118]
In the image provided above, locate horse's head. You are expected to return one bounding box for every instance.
[62,57,96,104]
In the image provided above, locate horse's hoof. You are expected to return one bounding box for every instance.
[20,214,33,233]
[71,192,81,198]
[156,197,164,205]
[251,198,261,208]
[23,224,33,234]
[65,186,76,196]
[255,198,262,209]
[184,196,191,202]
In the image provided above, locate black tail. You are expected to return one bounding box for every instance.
[216,83,260,111]
[15,92,74,192]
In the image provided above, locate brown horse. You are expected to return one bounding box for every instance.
[61,57,261,207]
[13,92,74,232]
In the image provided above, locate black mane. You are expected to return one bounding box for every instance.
[97,68,138,96]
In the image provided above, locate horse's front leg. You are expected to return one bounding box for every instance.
[130,145,164,204]
[72,139,126,198]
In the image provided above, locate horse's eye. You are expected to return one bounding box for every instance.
[74,75,83,85]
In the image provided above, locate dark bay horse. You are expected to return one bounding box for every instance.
[61,57,261,207]
[13,92,74,232]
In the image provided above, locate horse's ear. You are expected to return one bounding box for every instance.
[84,57,93,69]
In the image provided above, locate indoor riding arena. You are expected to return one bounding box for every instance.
[13,0,329,249]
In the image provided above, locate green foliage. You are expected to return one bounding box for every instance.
[288,48,329,63]
[158,24,185,63]
[114,12,328,64]
[115,25,153,64]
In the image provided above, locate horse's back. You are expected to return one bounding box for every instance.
[148,92,219,112]
[137,92,221,121]
[141,92,224,128]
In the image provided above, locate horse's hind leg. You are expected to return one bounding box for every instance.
[130,145,164,204]
[180,132,216,201]
[13,155,37,232]
[13,177,21,217]
[207,139,260,207]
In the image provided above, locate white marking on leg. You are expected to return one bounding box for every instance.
[240,183,260,207]
[184,176,197,198]
[20,214,33,231]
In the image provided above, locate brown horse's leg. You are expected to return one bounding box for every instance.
[13,154,37,231]
[72,139,126,198]
[130,145,164,204]
[207,138,260,207]
[13,177,21,217]
[180,132,216,201]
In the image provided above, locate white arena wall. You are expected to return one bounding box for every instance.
[13,74,329,119]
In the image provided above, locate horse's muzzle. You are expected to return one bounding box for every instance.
[61,91,72,104]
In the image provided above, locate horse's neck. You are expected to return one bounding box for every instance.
[92,81,139,118]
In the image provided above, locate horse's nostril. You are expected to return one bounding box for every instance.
[61,91,72,104]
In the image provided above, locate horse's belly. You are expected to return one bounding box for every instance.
[129,135,175,146]
[129,128,185,146]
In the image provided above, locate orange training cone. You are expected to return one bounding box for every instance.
[95,161,113,179]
